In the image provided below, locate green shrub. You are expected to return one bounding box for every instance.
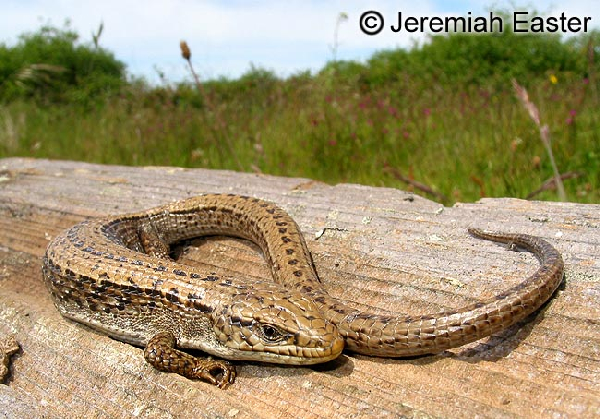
[364,14,595,87]
[0,21,125,104]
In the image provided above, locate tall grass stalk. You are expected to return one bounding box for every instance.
[179,40,244,171]
[512,79,566,201]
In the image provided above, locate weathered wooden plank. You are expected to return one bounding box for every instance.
[0,157,598,418]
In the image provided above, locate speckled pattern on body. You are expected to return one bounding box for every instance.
[42,194,564,388]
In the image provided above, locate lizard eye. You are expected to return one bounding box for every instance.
[260,324,284,342]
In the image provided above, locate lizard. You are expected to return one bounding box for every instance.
[42,194,564,388]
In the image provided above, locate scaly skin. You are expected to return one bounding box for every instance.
[42,194,564,387]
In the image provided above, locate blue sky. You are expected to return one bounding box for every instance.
[1,1,598,83]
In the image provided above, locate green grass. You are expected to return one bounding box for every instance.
[0,71,598,205]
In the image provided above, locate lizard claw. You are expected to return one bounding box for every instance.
[193,359,237,389]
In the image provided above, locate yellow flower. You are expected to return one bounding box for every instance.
[550,74,558,84]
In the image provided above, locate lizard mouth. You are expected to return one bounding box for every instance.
[187,328,345,365]
[222,333,345,365]
[264,333,345,365]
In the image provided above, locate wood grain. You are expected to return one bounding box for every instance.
[0,157,598,418]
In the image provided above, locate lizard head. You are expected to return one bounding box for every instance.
[205,287,344,365]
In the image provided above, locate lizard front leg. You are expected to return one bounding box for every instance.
[144,331,236,389]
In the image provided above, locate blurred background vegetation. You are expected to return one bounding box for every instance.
[0,17,598,204]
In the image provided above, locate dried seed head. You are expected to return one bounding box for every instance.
[512,79,540,126]
[180,41,191,60]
